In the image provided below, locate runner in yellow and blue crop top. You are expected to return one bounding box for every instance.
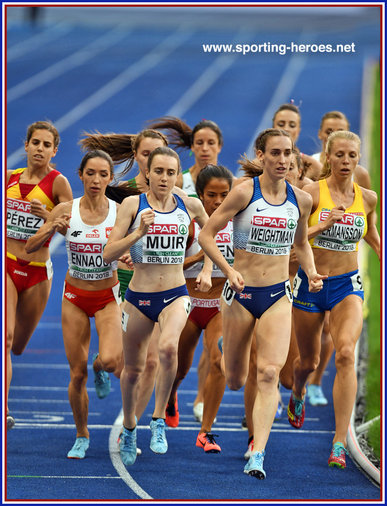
[164,164,234,454]
[288,130,380,469]
[6,120,72,431]
[103,146,212,468]
[26,150,124,460]
[147,116,223,197]
[199,128,325,479]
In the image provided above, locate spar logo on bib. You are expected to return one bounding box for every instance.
[148,224,178,234]
[320,211,359,226]
[251,216,287,228]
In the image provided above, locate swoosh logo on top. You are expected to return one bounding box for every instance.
[163,295,178,304]
[270,290,284,298]
[256,208,268,213]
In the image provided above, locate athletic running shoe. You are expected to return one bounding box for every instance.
[150,418,168,454]
[92,353,111,399]
[244,450,266,479]
[165,393,179,428]
[67,437,90,459]
[241,414,247,429]
[119,425,137,466]
[328,442,348,469]
[307,384,328,406]
[117,431,142,455]
[7,414,15,430]
[196,432,221,453]
[287,392,305,429]
[193,402,203,422]
[275,401,283,420]
[244,438,254,460]
[217,336,223,354]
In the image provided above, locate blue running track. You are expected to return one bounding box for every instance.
[5,4,381,502]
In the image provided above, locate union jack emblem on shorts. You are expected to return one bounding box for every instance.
[139,300,151,306]
[239,293,252,299]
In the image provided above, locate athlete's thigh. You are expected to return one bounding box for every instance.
[13,279,52,350]
[203,311,222,352]
[95,301,122,355]
[255,296,292,369]
[292,306,325,361]
[329,294,363,349]
[158,296,191,344]
[121,300,155,366]
[221,299,256,375]
[7,275,18,340]
[61,298,91,369]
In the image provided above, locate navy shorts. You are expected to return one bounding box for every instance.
[124,284,190,322]
[292,268,364,313]
[222,279,292,319]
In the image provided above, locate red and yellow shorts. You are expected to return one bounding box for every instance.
[63,281,121,318]
[188,297,220,329]
[7,252,53,293]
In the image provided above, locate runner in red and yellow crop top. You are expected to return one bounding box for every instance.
[6,121,72,431]
[289,131,380,469]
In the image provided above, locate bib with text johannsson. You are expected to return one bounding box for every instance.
[233,177,300,256]
[129,193,191,265]
[65,197,117,281]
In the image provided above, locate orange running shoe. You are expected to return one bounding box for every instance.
[196,432,221,453]
[165,393,179,428]
[328,442,348,468]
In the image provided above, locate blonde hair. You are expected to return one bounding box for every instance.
[320,130,361,179]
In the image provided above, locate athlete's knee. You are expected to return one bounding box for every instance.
[226,372,246,391]
[122,364,143,386]
[98,353,121,373]
[335,344,355,369]
[158,342,177,366]
[298,353,320,374]
[257,364,279,388]
[144,354,159,376]
[69,367,88,389]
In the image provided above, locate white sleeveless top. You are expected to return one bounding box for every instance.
[129,193,191,265]
[233,177,300,256]
[65,197,117,281]
[182,170,198,197]
[185,220,233,278]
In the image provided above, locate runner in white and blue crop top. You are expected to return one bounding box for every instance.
[198,129,325,479]
[103,146,212,466]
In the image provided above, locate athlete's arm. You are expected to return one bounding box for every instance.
[362,188,380,260]
[25,201,72,253]
[292,189,326,292]
[199,181,251,293]
[103,196,151,263]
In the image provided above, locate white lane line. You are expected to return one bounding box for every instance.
[7,23,72,61]
[108,410,153,500]
[8,26,130,102]
[8,475,122,479]
[167,29,252,118]
[13,422,333,435]
[7,27,194,169]
[10,386,115,392]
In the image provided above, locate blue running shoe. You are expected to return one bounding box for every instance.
[150,418,168,454]
[275,401,283,420]
[92,353,111,399]
[244,450,266,479]
[218,336,223,354]
[7,414,15,430]
[307,384,328,406]
[119,424,137,466]
[67,437,90,459]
